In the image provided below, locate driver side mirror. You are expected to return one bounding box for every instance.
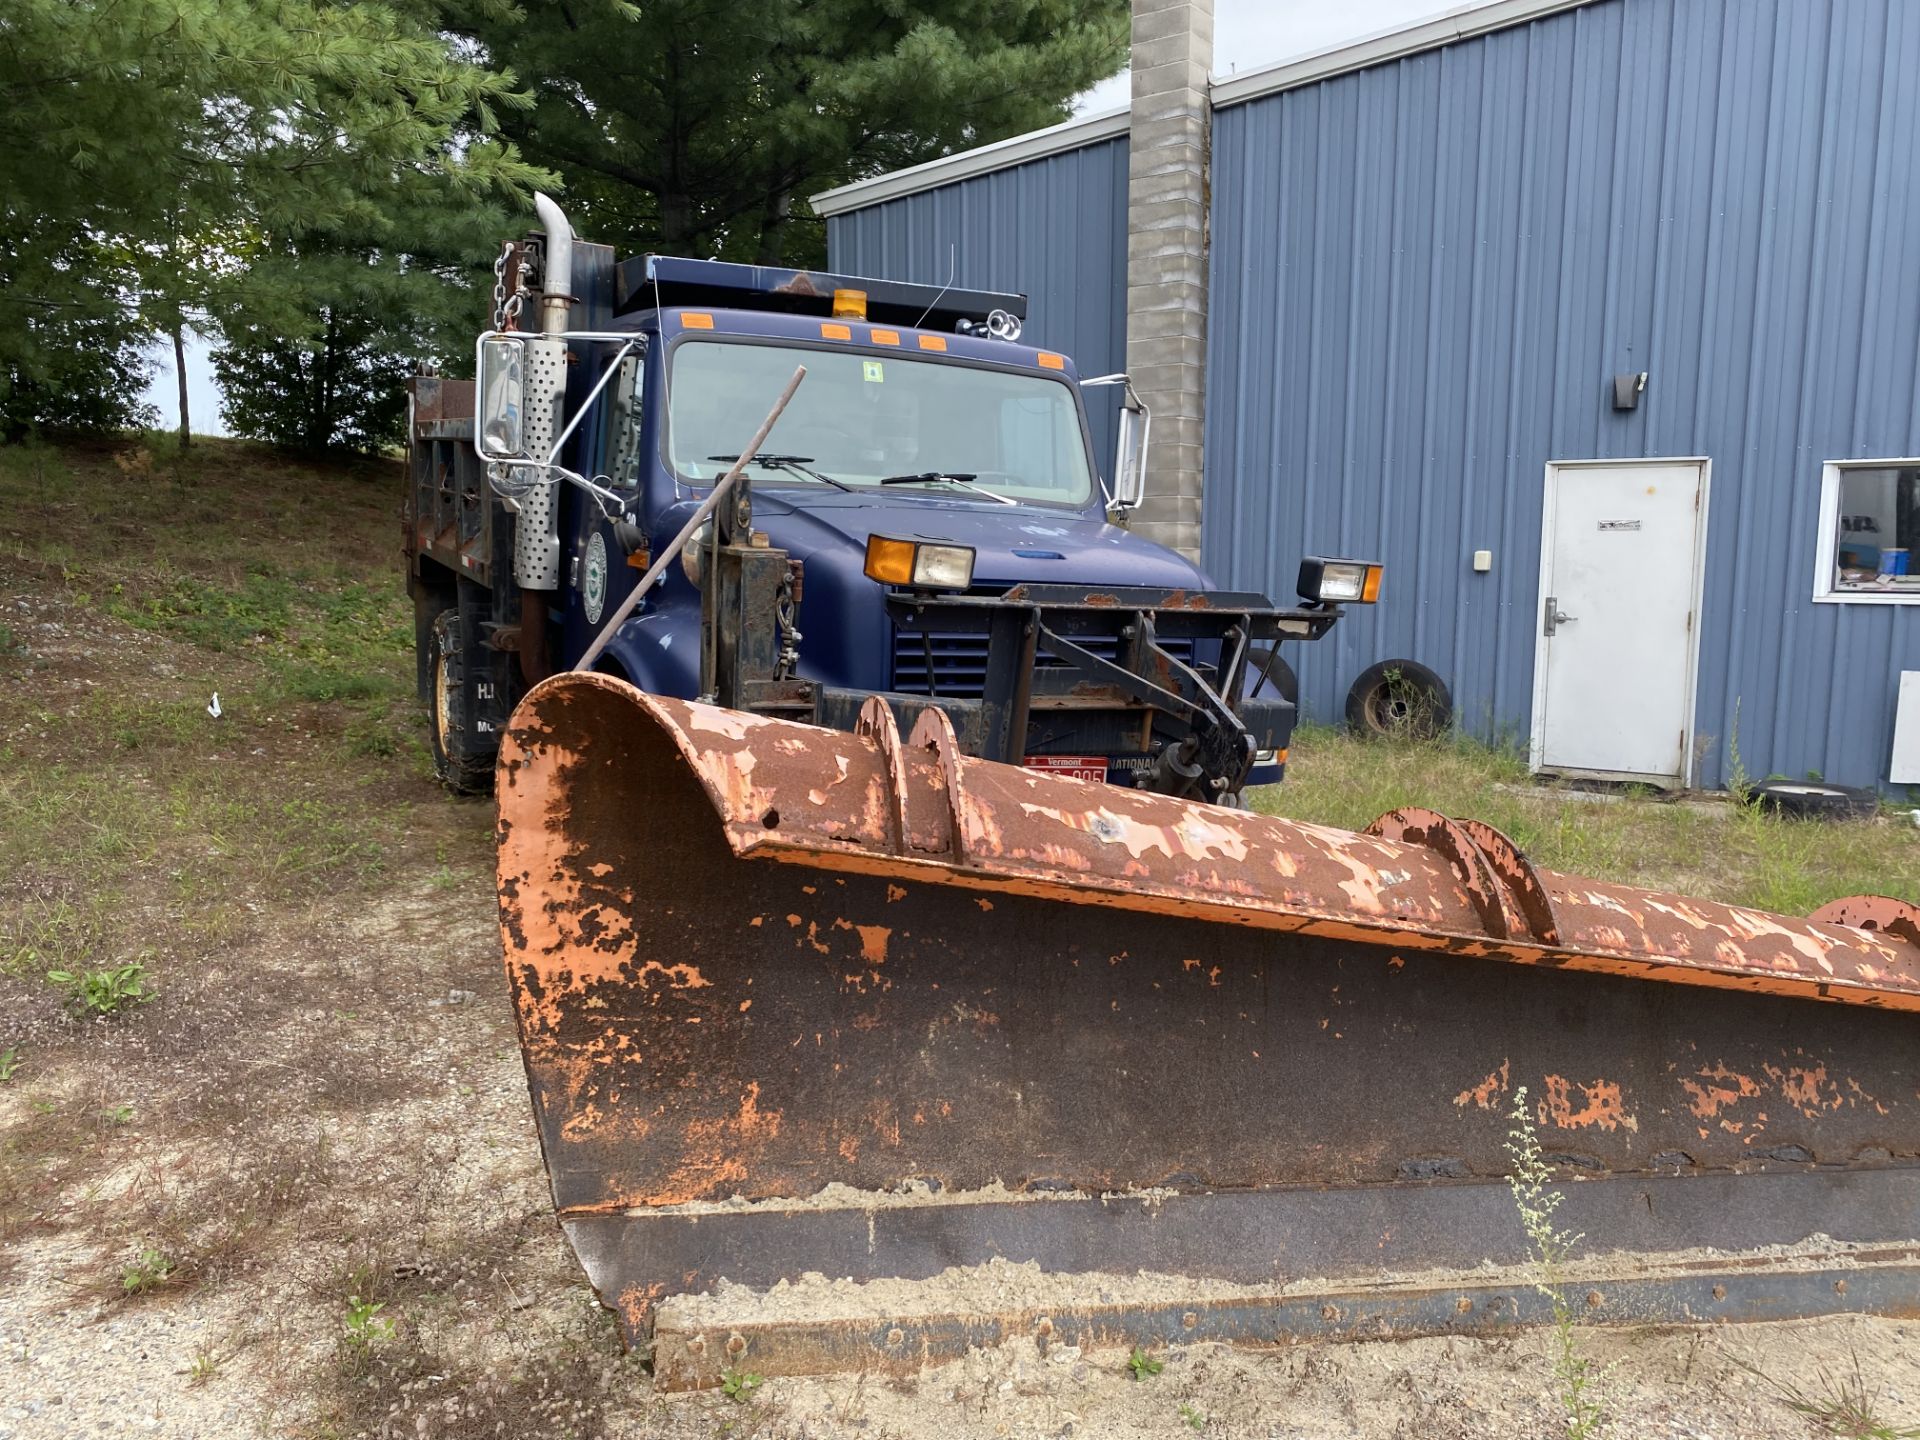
[476,334,530,460]
[1113,390,1149,516]
[1080,373,1151,523]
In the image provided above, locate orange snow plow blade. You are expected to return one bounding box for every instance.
[496,672,1920,1379]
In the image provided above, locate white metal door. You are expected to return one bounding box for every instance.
[1530,460,1709,787]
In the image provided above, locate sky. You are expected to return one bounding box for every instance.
[1076,0,1464,112]
[143,0,1461,437]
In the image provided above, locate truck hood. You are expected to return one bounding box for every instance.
[746,488,1212,590]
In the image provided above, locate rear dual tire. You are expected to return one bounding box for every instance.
[428,608,495,795]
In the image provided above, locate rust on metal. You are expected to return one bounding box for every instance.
[494,673,1920,1343]
[1811,895,1920,953]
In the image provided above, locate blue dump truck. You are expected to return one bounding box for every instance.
[404,195,1379,802]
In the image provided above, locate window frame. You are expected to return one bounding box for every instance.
[1811,459,1920,606]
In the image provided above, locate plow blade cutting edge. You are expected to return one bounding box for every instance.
[495,673,1920,1379]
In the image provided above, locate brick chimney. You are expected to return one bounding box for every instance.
[1125,0,1212,560]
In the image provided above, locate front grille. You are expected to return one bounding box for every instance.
[890,630,1195,699]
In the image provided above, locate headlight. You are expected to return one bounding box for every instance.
[680,520,711,587]
[1297,556,1382,604]
[864,535,976,591]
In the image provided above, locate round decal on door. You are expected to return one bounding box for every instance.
[582,531,609,625]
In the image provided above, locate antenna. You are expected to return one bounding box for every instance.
[912,244,958,330]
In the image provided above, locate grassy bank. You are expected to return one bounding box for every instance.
[1256,724,1919,916]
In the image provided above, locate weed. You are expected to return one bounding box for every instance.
[0,1047,19,1082]
[186,1345,223,1386]
[342,1294,396,1349]
[122,1246,177,1295]
[1179,1400,1208,1429]
[1733,1353,1920,1438]
[721,1365,765,1402]
[100,1104,135,1126]
[1506,1087,1606,1438]
[1724,698,1754,804]
[1127,1345,1165,1382]
[47,960,154,1016]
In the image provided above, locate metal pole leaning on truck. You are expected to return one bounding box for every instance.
[574,365,808,673]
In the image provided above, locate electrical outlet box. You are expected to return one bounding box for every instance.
[1472,549,1493,573]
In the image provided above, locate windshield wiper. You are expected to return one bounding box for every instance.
[708,453,853,492]
[878,471,1017,505]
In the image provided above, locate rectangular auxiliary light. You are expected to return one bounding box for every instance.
[1298,557,1383,605]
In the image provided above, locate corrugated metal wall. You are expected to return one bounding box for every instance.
[827,138,1131,469]
[827,0,1920,789]
[1208,0,1920,787]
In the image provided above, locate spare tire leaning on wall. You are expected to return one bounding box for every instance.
[1345,659,1453,741]
[1744,780,1881,821]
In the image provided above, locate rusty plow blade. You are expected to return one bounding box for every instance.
[496,673,1920,1383]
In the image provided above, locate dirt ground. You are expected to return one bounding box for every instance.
[3,439,1918,1440]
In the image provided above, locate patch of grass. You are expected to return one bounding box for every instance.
[0,1047,19,1081]
[186,1344,224,1386]
[46,960,154,1016]
[1735,1353,1920,1438]
[721,1366,765,1402]
[1255,726,1920,913]
[1506,1086,1607,1439]
[1127,1345,1165,1381]
[1178,1400,1207,1429]
[343,1294,396,1348]
[122,1245,178,1295]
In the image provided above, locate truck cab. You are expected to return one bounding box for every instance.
[405,199,1375,802]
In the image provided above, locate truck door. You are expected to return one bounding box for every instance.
[557,343,647,669]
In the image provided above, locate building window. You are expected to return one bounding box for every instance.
[1814,462,1920,604]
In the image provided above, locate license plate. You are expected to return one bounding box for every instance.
[1023,755,1108,783]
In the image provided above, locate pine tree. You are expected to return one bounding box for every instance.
[0,0,548,439]
[432,0,1129,265]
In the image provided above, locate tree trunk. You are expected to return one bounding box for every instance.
[660,190,696,250]
[755,187,793,266]
[172,322,191,449]
[318,308,336,450]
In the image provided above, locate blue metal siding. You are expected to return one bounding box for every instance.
[1206,0,1920,787]
[827,0,1919,788]
[827,138,1130,468]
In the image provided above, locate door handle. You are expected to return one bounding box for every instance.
[1543,599,1577,637]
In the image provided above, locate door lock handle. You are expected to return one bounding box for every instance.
[1543,598,1577,636]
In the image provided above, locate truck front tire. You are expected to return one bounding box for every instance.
[428,608,496,794]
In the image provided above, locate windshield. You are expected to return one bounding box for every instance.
[666,338,1096,507]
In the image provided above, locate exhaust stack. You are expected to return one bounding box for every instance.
[511,194,573,593]
[532,192,575,337]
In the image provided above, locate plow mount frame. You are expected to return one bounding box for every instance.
[876,583,1338,799]
[495,674,1920,1380]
